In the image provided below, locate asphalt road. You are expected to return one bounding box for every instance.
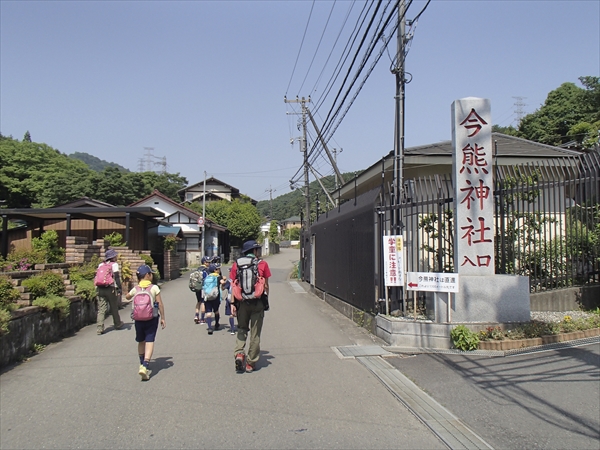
[0,248,445,450]
[386,344,600,450]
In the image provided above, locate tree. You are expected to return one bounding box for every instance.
[518,76,599,148]
[206,199,261,245]
[23,131,31,142]
[269,220,279,243]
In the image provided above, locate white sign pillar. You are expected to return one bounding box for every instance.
[452,98,495,276]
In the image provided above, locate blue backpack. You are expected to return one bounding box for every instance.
[202,274,219,301]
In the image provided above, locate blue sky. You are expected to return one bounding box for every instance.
[1,1,598,203]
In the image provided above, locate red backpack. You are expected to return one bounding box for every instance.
[94,262,115,287]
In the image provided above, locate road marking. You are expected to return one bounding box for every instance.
[289,281,306,294]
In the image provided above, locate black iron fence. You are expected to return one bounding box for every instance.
[305,148,599,313]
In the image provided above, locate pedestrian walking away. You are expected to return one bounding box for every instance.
[94,248,124,335]
[191,256,210,324]
[230,240,271,373]
[220,275,235,334]
[203,264,221,334]
[125,264,166,381]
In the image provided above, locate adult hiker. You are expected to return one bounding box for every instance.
[94,248,124,335]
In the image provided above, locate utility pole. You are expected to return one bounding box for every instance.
[392,0,406,235]
[201,171,206,257]
[332,148,343,190]
[266,186,275,219]
[284,96,311,228]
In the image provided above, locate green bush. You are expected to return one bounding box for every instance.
[68,256,102,283]
[22,271,65,299]
[32,295,70,318]
[74,279,96,301]
[140,254,154,266]
[103,232,125,247]
[450,325,480,351]
[1,249,45,271]
[0,276,21,309]
[0,308,11,335]
[31,230,65,263]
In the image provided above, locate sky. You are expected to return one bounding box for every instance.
[1,1,598,203]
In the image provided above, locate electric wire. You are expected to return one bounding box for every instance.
[285,0,316,96]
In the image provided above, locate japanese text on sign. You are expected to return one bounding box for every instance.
[383,235,404,287]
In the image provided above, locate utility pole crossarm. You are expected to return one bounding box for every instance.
[306,109,345,186]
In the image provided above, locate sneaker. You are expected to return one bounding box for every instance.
[138,365,149,381]
[245,363,254,373]
[199,319,206,325]
[207,328,214,335]
[230,328,236,335]
[97,326,104,335]
[194,316,200,324]
[214,324,220,331]
[114,322,124,330]
[235,353,245,373]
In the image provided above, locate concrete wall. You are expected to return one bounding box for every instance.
[530,285,600,311]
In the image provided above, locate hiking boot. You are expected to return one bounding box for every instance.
[138,365,149,381]
[214,324,220,331]
[235,353,245,373]
[245,362,254,373]
[194,316,200,324]
[97,326,104,335]
[207,328,214,335]
[114,322,124,330]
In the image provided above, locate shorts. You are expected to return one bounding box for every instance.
[195,291,204,303]
[204,299,220,314]
[135,317,159,343]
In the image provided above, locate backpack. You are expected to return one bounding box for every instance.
[131,285,156,321]
[202,274,220,301]
[189,269,204,292]
[232,257,265,301]
[94,262,115,287]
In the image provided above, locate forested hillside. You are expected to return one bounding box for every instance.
[0,136,187,208]
[256,172,358,221]
[69,152,129,173]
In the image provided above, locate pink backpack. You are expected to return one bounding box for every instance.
[131,285,155,321]
[94,262,115,287]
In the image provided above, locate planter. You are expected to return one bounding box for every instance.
[584,328,600,338]
[542,334,563,344]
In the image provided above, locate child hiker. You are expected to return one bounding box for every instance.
[125,264,165,381]
[221,275,235,334]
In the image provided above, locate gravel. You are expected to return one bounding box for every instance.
[530,310,596,323]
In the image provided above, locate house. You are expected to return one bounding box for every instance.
[1,197,164,258]
[178,177,257,206]
[335,132,583,201]
[129,190,228,268]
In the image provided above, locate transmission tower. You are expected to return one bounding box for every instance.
[140,147,168,174]
[512,96,527,125]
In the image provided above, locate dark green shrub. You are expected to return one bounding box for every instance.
[22,271,65,299]
[32,295,70,318]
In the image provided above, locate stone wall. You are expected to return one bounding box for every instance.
[0,298,97,368]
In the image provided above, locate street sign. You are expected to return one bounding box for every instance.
[383,235,404,287]
[406,272,459,293]
[197,217,204,226]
